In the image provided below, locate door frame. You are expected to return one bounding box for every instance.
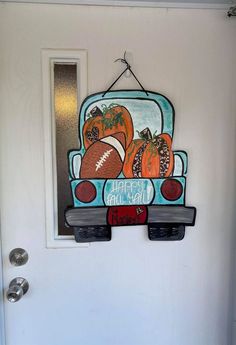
[0,224,6,345]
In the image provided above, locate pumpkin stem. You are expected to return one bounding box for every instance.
[137,127,152,141]
[90,106,103,117]
[152,130,158,139]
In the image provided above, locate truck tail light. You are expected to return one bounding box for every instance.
[161,179,183,201]
[75,181,96,203]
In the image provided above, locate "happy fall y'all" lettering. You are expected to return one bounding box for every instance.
[105,180,154,206]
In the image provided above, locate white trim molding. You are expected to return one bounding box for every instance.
[0,230,5,345]
[41,49,89,248]
[0,0,232,9]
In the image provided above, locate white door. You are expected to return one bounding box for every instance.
[1,3,236,345]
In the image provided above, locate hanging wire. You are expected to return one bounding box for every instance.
[102,52,149,97]
[227,5,236,16]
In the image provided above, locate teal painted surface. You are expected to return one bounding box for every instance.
[69,151,82,179]
[173,151,188,176]
[152,177,186,205]
[174,151,188,175]
[68,151,75,179]
[71,179,105,207]
[70,177,186,207]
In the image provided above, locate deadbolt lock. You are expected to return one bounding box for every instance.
[9,248,28,266]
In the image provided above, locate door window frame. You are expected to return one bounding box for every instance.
[42,49,89,248]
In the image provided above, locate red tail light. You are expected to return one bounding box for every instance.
[75,181,96,203]
[161,179,183,201]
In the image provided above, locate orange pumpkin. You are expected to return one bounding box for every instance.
[123,129,174,178]
[83,104,134,150]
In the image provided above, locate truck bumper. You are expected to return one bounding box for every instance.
[65,206,196,242]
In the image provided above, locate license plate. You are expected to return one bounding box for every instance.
[107,206,147,226]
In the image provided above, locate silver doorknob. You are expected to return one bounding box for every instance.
[6,278,29,303]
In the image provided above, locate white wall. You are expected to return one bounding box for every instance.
[0,3,236,345]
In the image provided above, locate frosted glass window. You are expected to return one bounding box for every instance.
[54,63,78,236]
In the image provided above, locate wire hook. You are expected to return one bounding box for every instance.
[102,52,148,97]
[114,51,131,70]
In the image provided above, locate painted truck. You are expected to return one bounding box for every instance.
[65,90,196,242]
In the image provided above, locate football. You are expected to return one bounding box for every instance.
[80,132,126,179]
